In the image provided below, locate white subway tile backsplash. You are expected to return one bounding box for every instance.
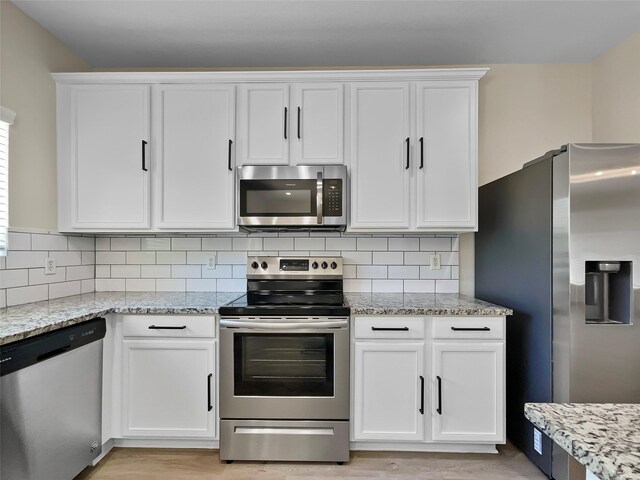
[31,233,68,251]
[7,251,48,269]
[436,280,459,293]
[29,268,66,285]
[357,265,387,279]
[356,238,387,251]
[95,237,111,251]
[420,237,451,252]
[81,279,95,293]
[218,251,247,264]
[342,251,372,265]
[389,238,419,251]
[373,251,404,265]
[451,266,459,279]
[202,238,232,251]
[110,237,141,251]
[233,265,247,279]
[403,280,436,293]
[96,251,126,265]
[440,252,459,266]
[142,237,171,251]
[141,265,171,278]
[263,237,293,251]
[344,279,371,292]
[95,265,110,278]
[126,279,156,292]
[388,266,419,279]
[186,279,217,292]
[127,251,156,265]
[373,279,404,293]
[202,265,233,279]
[51,251,83,267]
[68,236,95,251]
[279,251,308,257]
[0,291,5,308]
[217,279,245,292]
[66,265,95,281]
[404,252,430,265]
[82,251,96,265]
[295,237,325,251]
[111,265,141,278]
[1,269,29,289]
[171,265,202,279]
[49,281,82,299]
[172,237,201,251]
[95,279,126,291]
[451,237,460,252]
[233,237,263,251]
[156,279,186,292]
[7,285,49,306]
[186,251,217,265]
[157,251,187,264]
[325,237,356,251]
[419,265,452,280]
[8,232,31,250]
[343,265,357,278]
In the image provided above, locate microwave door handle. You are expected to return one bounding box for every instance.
[317,171,323,225]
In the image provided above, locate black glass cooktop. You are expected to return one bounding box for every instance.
[219,294,350,317]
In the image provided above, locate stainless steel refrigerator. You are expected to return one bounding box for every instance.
[475,144,640,480]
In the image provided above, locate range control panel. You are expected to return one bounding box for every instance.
[247,256,343,277]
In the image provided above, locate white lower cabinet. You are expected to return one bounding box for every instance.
[432,342,504,443]
[118,315,217,440]
[351,316,505,449]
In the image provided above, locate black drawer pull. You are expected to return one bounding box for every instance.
[148,325,187,330]
[451,327,491,332]
[284,107,288,139]
[405,137,410,169]
[297,106,301,139]
[371,326,409,331]
[228,139,233,171]
[207,373,213,412]
[436,375,442,415]
[419,375,425,415]
[141,140,148,171]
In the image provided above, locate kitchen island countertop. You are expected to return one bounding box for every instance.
[1,291,511,346]
[525,403,640,480]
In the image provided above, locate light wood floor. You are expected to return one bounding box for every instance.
[76,443,548,479]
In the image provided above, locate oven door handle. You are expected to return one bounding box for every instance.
[220,320,348,329]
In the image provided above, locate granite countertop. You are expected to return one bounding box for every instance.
[345,293,512,316]
[525,403,640,480]
[0,292,243,346]
[1,291,511,346]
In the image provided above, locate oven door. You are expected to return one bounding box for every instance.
[219,317,349,420]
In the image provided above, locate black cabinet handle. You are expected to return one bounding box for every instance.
[371,326,409,331]
[405,137,410,169]
[207,373,213,412]
[148,325,187,330]
[419,137,424,169]
[284,107,288,139]
[436,375,442,415]
[451,327,491,332]
[228,139,233,171]
[297,107,301,139]
[141,140,148,171]
[419,375,425,415]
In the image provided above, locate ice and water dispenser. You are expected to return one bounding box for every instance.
[585,261,633,324]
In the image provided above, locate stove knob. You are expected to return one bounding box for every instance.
[261,261,268,270]
[321,261,328,269]
[331,261,338,270]
[251,261,259,269]
[312,261,319,269]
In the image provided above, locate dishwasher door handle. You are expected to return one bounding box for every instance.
[36,345,71,363]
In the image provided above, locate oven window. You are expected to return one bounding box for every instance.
[240,179,316,217]
[234,333,334,397]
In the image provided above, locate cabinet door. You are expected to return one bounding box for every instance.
[432,342,504,442]
[353,341,425,441]
[71,85,150,229]
[154,85,235,229]
[416,82,477,230]
[122,339,216,438]
[237,84,289,165]
[291,83,344,165]
[350,83,411,229]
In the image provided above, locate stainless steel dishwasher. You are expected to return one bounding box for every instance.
[1,317,106,480]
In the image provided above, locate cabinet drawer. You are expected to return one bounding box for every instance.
[354,316,424,339]
[432,316,504,340]
[123,315,216,338]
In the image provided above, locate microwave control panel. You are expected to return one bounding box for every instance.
[323,179,343,217]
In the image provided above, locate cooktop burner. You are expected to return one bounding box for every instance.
[219,294,350,317]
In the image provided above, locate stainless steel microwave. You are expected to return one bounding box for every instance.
[237,165,347,232]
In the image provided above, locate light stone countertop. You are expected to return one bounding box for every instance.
[525,403,640,480]
[1,291,511,346]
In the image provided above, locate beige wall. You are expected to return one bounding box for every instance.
[0,1,88,231]
[592,32,640,143]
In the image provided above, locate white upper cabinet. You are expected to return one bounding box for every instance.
[237,84,290,165]
[291,83,344,165]
[58,85,151,230]
[153,85,235,230]
[416,81,477,230]
[349,83,411,229]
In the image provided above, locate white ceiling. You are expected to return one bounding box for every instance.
[12,0,640,68]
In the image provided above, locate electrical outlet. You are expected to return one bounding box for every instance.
[205,254,217,271]
[45,257,57,275]
[533,428,543,454]
[429,253,441,270]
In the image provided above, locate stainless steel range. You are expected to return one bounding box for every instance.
[218,256,350,463]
